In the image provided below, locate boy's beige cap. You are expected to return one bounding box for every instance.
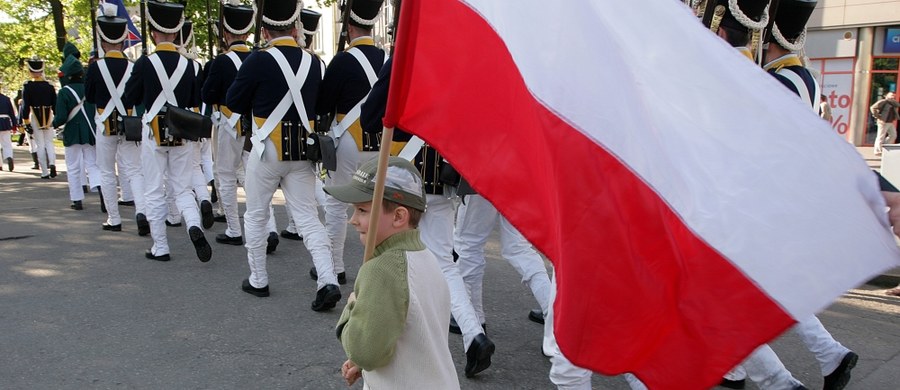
[324,156,427,211]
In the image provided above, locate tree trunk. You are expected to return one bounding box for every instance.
[50,0,66,52]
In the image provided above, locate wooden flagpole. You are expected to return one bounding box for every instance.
[363,126,395,262]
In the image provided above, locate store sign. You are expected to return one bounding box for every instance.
[886,28,900,53]
[821,72,854,141]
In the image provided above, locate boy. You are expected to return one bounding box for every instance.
[326,156,459,389]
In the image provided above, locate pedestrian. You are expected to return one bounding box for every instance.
[327,156,459,390]
[21,56,57,179]
[871,91,899,155]
[225,0,340,311]
[124,0,211,263]
[53,53,101,211]
[820,94,833,122]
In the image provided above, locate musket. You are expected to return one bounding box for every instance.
[253,0,265,49]
[140,0,148,55]
[89,0,98,57]
[760,0,780,65]
[205,0,215,57]
[389,0,400,56]
[336,0,355,53]
[216,0,225,52]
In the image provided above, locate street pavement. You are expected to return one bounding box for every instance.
[1,143,899,389]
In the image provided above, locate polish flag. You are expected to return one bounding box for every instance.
[383,0,900,388]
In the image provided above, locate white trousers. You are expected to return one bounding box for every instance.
[32,127,56,176]
[727,344,805,389]
[214,127,247,237]
[117,147,134,202]
[455,194,552,323]
[420,193,482,350]
[244,139,336,289]
[142,141,201,256]
[191,141,211,202]
[97,133,143,224]
[199,138,214,183]
[0,130,12,161]
[64,144,100,201]
[324,133,378,274]
[793,315,850,376]
[27,132,37,153]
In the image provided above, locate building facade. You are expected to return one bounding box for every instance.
[805,0,900,145]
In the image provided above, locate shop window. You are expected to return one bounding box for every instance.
[874,58,899,71]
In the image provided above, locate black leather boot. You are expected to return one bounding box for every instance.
[31,152,39,170]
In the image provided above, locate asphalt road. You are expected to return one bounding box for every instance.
[1,145,899,389]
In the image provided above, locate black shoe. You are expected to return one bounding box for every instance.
[49,165,57,178]
[189,226,212,263]
[719,378,746,389]
[6,157,13,172]
[70,200,83,210]
[98,187,106,213]
[823,351,858,390]
[528,309,545,325]
[213,214,227,222]
[241,278,270,297]
[31,152,38,169]
[136,213,150,236]
[118,200,135,206]
[102,222,122,232]
[266,232,279,254]
[280,230,302,241]
[40,175,50,179]
[309,267,347,285]
[209,180,218,204]
[311,284,341,311]
[465,333,495,378]
[165,220,182,227]
[145,249,171,261]
[200,200,214,229]
[215,233,243,245]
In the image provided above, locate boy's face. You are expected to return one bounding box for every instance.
[349,201,406,247]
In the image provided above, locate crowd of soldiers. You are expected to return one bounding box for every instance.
[0,0,889,388]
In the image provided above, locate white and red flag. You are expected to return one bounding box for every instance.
[383,0,900,388]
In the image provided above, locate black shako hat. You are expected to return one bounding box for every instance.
[222,2,255,35]
[147,0,185,34]
[97,3,129,44]
[347,0,383,28]
[300,9,321,38]
[713,0,771,33]
[260,0,302,31]
[26,57,44,73]
[765,0,817,48]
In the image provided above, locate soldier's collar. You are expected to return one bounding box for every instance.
[737,47,754,61]
[268,36,298,48]
[763,54,802,72]
[348,36,374,48]
[31,76,44,81]
[229,41,251,52]
[104,51,126,59]
[155,42,179,52]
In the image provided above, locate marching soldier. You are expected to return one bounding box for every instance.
[86,3,149,234]
[763,0,820,110]
[225,0,341,311]
[53,53,101,211]
[124,0,212,263]
[0,87,15,171]
[202,0,255,246]
[21,56,57,179]
[360,56,496,378]
[315,0,386,285]
[177,20,216,230]
[761,2,860,389]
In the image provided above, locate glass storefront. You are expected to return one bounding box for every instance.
[865,58,899,145]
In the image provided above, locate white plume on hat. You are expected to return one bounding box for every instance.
[100,2,118,17]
